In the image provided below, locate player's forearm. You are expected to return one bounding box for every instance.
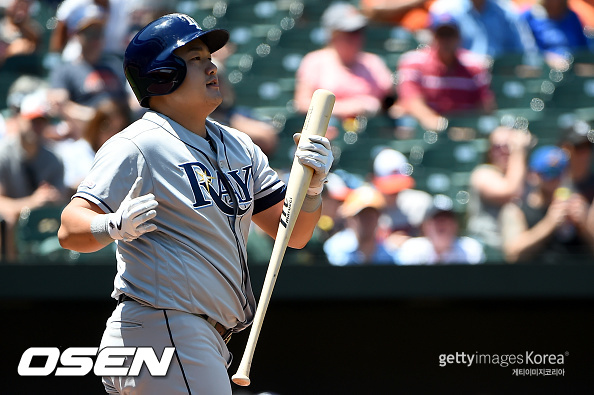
[58,203,110,253]
[288,201,322,249]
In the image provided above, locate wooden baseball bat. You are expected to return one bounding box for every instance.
[232,89,335,386]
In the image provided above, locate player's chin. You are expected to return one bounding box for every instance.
[210,90,223,102]
[205,92,224,108]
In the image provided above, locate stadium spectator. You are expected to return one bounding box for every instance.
[48,0,132,62]
[398,194,485,264]
[0,0,42,67]
[324,184,399,265]
[371,148,433,249]
[126,0,179,39]
[467,126,533,259]
[210,42,279,156]
[47,4,128,139]
[429,0,537,58]
[316,171,353,242]
[360,0,436,31]
[0,89,66,260]
[500,145,594,263]
[393,13,495,132]
[569,0,594,31]
[558,120,594,203]
[54,98,131,194]
[0,75,48,139]
[520,0,590,70]
[514,0,594,33]
[294,2,394,123]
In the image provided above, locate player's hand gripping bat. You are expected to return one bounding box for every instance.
[232,89,335,386]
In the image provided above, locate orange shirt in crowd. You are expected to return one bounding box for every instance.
[360,0,436,31]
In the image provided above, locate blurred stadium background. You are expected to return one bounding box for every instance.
[1,0,593,393]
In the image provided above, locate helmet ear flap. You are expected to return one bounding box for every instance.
[146,66,185,95]
[126,56,187,107]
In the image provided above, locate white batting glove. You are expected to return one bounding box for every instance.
[293,133,334,196]
[91,177,158,243]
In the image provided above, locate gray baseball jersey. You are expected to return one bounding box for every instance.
[74,111,286,332]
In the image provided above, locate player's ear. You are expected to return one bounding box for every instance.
[292,133,301,146]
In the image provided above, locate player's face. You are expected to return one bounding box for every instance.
[172,38,223,112]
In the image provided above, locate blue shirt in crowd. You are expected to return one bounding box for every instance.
[520,6,589,57]
[323,229,399,266]
[431,0,537,58]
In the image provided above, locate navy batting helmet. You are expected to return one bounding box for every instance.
[124,13,229,108]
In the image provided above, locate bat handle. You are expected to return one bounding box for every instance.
[231,263,277,386]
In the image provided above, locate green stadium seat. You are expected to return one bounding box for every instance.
[231,74,296,108]
[221,1,284,25]
[548,74,594,110]
[15,205,117,264]
[333,135,386,177]
[16,205,70,262]
[491,75,552,109]
[419,135,486,173]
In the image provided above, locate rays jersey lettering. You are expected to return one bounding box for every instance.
[179,162,253,216]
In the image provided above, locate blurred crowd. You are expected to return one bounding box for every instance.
[2,0,594,265]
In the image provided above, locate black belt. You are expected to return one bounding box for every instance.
[117,294,232,343]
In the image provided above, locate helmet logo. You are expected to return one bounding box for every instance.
[176,14,201,30]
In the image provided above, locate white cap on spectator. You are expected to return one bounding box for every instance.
[325,172,351,201]
[372,148,415,195]
[321,2,367,32]
[20,89,49,120]
[68,4,107,33]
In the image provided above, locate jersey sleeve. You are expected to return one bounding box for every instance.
[73,136,151,213]
[249,139,285,215]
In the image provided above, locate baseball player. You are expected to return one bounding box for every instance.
[58,13,333,395]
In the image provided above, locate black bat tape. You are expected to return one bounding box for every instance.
[280,197,292,228]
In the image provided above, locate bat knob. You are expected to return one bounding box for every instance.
[232,373,251,386]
